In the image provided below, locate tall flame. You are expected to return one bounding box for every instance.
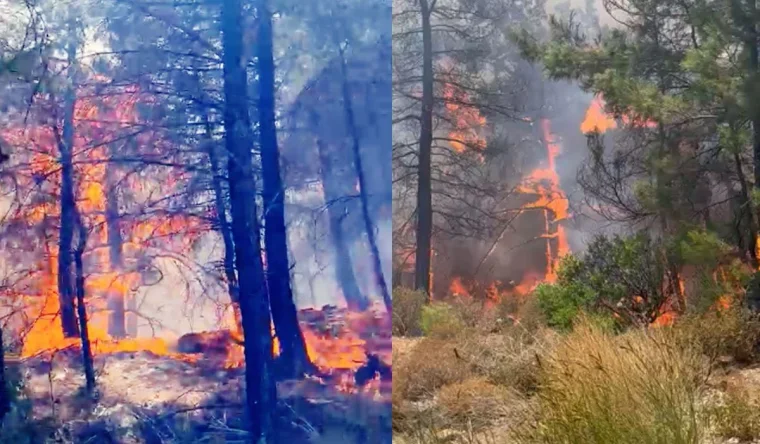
[518,118,570,283]
[1,86,203,358]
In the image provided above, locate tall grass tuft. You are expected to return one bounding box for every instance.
[514,320,710,444]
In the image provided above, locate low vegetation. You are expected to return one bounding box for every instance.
[392,231,760,444]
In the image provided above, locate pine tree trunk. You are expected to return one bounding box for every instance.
[74,213,96,396]
[221,0,276,440]
[256,0,313,377]
[57,34,80,338]
[415,0,434,295]
[315,136,368,311]
[337,46,391,313]
[748,4,760,275]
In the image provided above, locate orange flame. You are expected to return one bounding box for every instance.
[521,119,570,283]
[581,96,617,134]
[2,85,206,358]
[581,95,657,135]
[443,82,487,155]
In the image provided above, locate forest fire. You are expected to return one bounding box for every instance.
[1,84,389,399]
[519,118,571,283]
[445,115,570,306]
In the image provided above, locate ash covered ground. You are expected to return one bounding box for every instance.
[11,348,391,444]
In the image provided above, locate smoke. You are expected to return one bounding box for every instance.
[545,0,622,28]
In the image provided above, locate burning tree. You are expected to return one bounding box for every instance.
[506,0,760,323]
[393,0,585,309]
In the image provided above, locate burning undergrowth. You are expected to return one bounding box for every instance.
[7,306,391,443]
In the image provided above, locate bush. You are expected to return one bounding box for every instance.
[393,287,427,336]
[447,296,493,331]
[534,280,594,331]
[675,306,760,364]
[513,321,709,444]
[500,295,545,333]
[536,234,675,329]
[420,302,464,338]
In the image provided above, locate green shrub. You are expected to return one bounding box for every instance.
[420,302,464,338]
[393,287,428,336]
[534,280,595,331]
[534,233,675,329]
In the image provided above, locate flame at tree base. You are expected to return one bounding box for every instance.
[20,288,390,395]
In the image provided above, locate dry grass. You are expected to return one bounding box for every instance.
[675,307,760,365]
[513,321,710,444]
[435,377,514,431]
[394,337,472,401]
[454,327,557,395]
[393,301,760,444]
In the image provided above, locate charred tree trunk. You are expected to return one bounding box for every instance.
[105,147,126,338]
[414,0,434,295]
[0,327,8,423]
[221,0,276,440]
[57,34,79,338]
[256,0,313,377]
[74,212,96,396]
[337,46,391,313]
[203,112,241,326]
[315,135,368,311]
